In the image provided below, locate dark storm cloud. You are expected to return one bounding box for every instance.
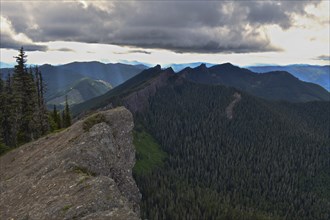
[0,0,321,53]
[0,32,48,51]
[244,1,316,29]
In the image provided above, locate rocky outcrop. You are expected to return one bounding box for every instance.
[0,107,140,220]
[123,68,174,113]
[225,92,242,120]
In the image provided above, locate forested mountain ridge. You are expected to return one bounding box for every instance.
[178,63,330,102]
[72,65,174,115]
[247,64,330,91]
[134,82,330,219]
[166,63,330,91]
[73,63,330,117]
[71,63,330,219]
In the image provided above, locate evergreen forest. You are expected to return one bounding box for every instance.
[0,48,72,154]
[134,81,330,220]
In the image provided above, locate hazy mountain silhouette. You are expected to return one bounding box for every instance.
[247,64,330,91]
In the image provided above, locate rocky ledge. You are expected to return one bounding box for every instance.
[0,107,140,220]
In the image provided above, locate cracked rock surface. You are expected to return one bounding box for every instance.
[0,107,140,220]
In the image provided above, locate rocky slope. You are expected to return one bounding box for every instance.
[0,107,140,220]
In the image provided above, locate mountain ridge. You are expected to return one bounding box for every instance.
[178,63,329,102]
[247,64,330,91]
[73,62,329,116]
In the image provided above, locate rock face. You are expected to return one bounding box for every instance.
[124,68,173,114]
[0,107,140,220]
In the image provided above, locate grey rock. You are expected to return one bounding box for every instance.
[0,107,140,220]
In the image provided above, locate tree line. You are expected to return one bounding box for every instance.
[0,47,71,154]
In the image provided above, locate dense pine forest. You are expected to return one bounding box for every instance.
[134,81,330,220]
[0,48,71,154]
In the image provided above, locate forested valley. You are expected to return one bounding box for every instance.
[133,81,330,220]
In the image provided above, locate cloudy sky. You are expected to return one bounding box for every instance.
[0,0,329,66]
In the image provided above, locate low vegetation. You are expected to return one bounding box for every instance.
[73,166,96,177]
[82,113,106,132]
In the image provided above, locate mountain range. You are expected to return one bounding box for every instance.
[70,62,330,219]
[72,63,329,115]
[0,62,146,107]
[180,63,329,102]
[1,62,328,108]
[1,60,329,219]
[161,62,330,92]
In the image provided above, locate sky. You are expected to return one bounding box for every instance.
[0,0,329,67]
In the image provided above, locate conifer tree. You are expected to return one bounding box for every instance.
[61,110,66,128]
[52,105,61,130]
[2,74,16,146]
[12,47,38,142]
[34,66,49,135]
[0,76,9,154]
[0,77,4,146]
[1,47,51,151]
[63,96,72,128]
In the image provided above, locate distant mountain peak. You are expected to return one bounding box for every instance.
[198,63,207,68]
[164,67,175,74]
[221,62,235,67]
[211,62,240,70]
[264,70,298,80]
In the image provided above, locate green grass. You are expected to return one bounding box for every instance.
[62,204,73,212]
[73,166,96,177]
[133,130,167,176]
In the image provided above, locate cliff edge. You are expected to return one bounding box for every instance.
[0,107,140,220]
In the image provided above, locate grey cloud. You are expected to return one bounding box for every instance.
[0,32,48,51]
[54,48,75,52]
[0,0,321,53]
[244,1,315,29]
[316,55,330,61]
[114,50,152,55]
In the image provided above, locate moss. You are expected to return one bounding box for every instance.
[82,113,106,132]
[62,204,73,212]
[77,175,90,185]
[73,166,96,177]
